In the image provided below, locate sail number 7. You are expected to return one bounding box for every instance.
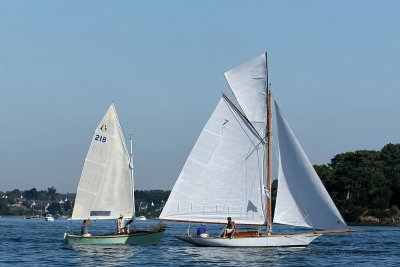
[95,135,107,143]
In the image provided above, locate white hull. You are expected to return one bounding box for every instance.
[176,233,321,247]
[45,216,54,222]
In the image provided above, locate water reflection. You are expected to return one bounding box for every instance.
[68,244,137,266]
[0,219,398,266]
[161,245,311,266]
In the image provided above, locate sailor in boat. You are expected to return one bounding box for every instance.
[196,223,208,238]
[81,218,91,237]
[125,218,134,233]
[117,214,126,234]
[222,217,236,238]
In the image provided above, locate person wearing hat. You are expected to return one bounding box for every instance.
[222,217,236,238]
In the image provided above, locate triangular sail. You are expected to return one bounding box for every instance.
[224,53,268,137]
[273,152,311,228]
[160,96,266,225]
[72,103,134,220]
[274,101,346,230]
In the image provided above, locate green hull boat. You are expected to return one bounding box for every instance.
[64,228,165,245]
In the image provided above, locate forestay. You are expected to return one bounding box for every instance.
[224,53,268,137]
[273,101,346,230]
[160,96,266,225]
[72,103,134,220]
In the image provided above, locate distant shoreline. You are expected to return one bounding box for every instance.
[1,215,399,227]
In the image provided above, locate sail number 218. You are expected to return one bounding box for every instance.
[95,135,107,143]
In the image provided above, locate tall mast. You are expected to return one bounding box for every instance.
[265,51,272,234]
[266,87,272,234]
[130,135,135,219]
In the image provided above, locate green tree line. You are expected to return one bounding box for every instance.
[2,143,400,222]
[0,187,73,216]
[269,144,400,223]
[314,143,400,222]
[0,187,171,218]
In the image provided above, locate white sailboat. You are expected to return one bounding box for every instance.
[64,102,165,245]
[45,214,54,222]
[159,53,354,247]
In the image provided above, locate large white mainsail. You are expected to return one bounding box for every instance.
[160,95,266,225]
[224,53,268,137]
[273,101,346,230]
[72,103,134,220]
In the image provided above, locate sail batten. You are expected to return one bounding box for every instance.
[273,101,346,230]
[71,103,134,220]
[160,97,266,225]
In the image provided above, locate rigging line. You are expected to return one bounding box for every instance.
[266,52,268,97]
[131,142,152,189]
[265,51,269,141]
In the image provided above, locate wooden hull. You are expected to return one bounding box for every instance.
[64,229,165,245]
[176,232,321,247]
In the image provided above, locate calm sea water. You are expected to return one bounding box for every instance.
[0,217,398,266]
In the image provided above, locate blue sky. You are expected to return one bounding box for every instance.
[1,1,400,192]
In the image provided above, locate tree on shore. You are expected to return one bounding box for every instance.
[47,202,62,214]
[0,198,10,215]
[314,143,400,221]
